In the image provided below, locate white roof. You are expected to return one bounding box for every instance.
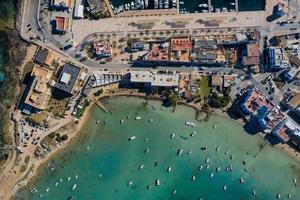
[130,71,179,87]
[285,119,300,137]
[74,4,84,18]
[61,72,71,84]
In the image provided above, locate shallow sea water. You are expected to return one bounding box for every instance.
[16,96,300,200]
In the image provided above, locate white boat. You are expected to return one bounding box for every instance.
[172,189,177,195]
[230,2,235,6]
[128,181,133,186]
[223,185,227,191]
[55,182,58,187]
[154,0,159,8]
[155,179,160,186]
[209,173,214,178]
[191,176,196,181]
[206,164,210,169]
[145,148,150,154]
[185,121,196,127]
[198,165,203,170]
[46,188,49,192]
[59,178,63,182]
[149,118,154,123]
[135,116,142,120]
[86,146,90,151]
[213,125,217,129]
[139,164,144,170]
[72,184,77,191]
[225,151,229,155]
[293,178,297,184]
[179,1,184,5]
[129,136,136,141]
[205,158,210,163]
[120,119,124,124]
[98,173,102,179]
[215,8,221,12]
[216,146,220,152]
[198,4,208,8]
[144,0,149,8]
[75,174,78,179]
[188,149,192,154]
[96,120,100,124]
[276,194,281,199]
[287,194,291,198]
[190,131,196,137]
[172,0,176,7]
[171,133,175,139]
[67,177,71,181]
[252,190,256,195]
[216,167,221,172]
[167,166,172,172]
[240,178,244,183]
[177,148,184,156]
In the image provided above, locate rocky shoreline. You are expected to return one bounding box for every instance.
[0,0,28,162]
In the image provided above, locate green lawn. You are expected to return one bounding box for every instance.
[196,77,210,99]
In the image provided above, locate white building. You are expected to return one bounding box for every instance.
[74,4,84,19]
[130,71,179,88]
[268,47,290,71]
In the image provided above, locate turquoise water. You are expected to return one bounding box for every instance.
[16,97,300,199]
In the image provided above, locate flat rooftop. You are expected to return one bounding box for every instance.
[130,71,179,87]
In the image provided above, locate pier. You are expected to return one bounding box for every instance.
[235,0,238,13]
[94,99,108,113]
[208,0,212,13]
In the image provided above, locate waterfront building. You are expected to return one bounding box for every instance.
[146,42,169,61]
[211,75,223,92]
[170,37,192,62]
[54,63,86,95]
[86,0,106,14]
[274,33,300,46]
[130,70,179,89]
[34,48,49,65]
[24,66,54,112]
[272,119,300,144]
[54,16,70,34]
[268,47,290,71]
[74,4,84,19]
[51,0,72,10]
[34,48,61,68]
[242,43,260,66]
[93,42,112,58]
[240,88,286,133]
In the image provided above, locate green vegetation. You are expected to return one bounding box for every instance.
[168,92,179,108]
[209,88,231,108]
[46,97,70,117]
[195,77,210,100]
[93,89,103,97]
[273,76,285,89]
[74,99,90,118]
[48,132,68,142]
[0,0,15,30]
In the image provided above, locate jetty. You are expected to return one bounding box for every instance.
[208,0,212,13]
[94,99,108,113]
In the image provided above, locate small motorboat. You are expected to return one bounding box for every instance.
[209,173,214,178]
[128,136,136,141]
[139,164,144,170]
[128,181,133,186]
[72,184,77,191]
[167,166,172,172]
[223,185,227,191]
[177,148,184,156]
[155,179,160,186]
[135,116,142,120]
[191,176,196,181]
[171,133,175,139]
[205,158,210,163]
